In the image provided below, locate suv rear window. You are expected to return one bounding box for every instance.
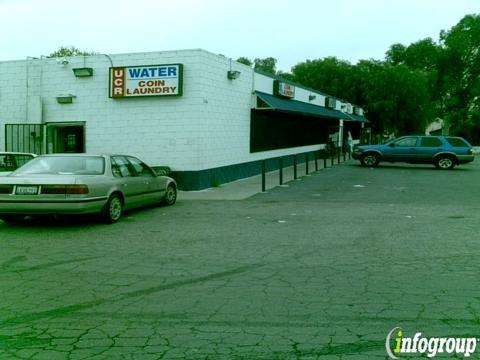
[420,137,443,147]
[445,137,469,147]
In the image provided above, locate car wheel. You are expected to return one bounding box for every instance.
[360,153,380,167]
[435,155,455,170]
[163,184,177,206]
[102,194,123,224]
[0,215,25,224]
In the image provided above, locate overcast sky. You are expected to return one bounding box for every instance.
[1,0,478,71]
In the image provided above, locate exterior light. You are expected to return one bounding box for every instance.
[72,67,93,77]
[227,70,241,80]
[56,94,76,104]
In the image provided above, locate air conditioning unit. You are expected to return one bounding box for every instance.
[325,97,335,108]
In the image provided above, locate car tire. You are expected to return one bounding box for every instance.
[434,155,456,170]
[360,153,380,167]
[102,194,123,224]
[163,184,177,206]
[0,215,25,224]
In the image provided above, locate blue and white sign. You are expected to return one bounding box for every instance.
[110,64,183,98]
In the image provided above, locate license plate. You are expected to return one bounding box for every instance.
[15,186,39,195]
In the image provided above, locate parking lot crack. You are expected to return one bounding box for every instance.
[0,263,263,328]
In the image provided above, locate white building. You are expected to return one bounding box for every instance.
[0,49,368,189]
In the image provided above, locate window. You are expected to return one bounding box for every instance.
[12,156,104,175]
[420,137,442,147]
[111,156,133,177]
[445,137,469,147]
[126,157,155,177]
[394,137,418,147]
[0,155,16,171]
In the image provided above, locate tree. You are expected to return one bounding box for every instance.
[254,57,277,75]
[359,62,432,135]
[291,57,354,97]
[387,39,441,71]
[385,43,407,65]
[48,46,97,58]
[290,57,431,135]
[236,57,253,67]
[439,14,480,139]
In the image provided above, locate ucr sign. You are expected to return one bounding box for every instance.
[109,64,183,98]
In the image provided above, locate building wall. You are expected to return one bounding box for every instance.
[0,49,363,189]
[0,50,335,171]
[0,50,251,171]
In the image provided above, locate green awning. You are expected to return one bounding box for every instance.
[342,112,370,123]
[255,91,369,123]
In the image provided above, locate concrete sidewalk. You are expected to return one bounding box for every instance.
[178,157,351,200]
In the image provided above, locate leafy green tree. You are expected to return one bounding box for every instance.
[291,57,354,99]
[359,62,432,135]
[385,43,407,65]
[387,39,441,71]
[236,57,253,67]
[276,71,295,82]
[291,57,431,135]
[439,14,480,138]
[48,46,96,58]
[254,57,277,75]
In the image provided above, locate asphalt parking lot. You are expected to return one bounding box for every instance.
[1,159,480,359]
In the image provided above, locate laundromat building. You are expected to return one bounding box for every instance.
[0,49,368,189]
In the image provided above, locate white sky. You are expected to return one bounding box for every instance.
[1,0,478,72]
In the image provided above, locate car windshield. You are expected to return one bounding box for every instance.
[11,156,105,175]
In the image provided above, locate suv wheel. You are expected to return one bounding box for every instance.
[360,153,380,167]
[435,155,455,170]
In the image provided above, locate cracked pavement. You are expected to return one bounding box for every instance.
[1,160,480,359]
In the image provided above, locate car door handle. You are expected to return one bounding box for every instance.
[121,183,127,187]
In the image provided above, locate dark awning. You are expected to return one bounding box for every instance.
[342,112,370,123]
[255,91,369,123]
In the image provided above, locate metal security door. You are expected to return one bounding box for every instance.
[5,124,43,154]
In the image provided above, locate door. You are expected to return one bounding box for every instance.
[5,124,43,154]
[416,136,444,162]
[46,124,85,153]
[383,136,419,162]
[125,156,163,204]
[111,156,153,209]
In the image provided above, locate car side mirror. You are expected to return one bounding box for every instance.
[388,143,395,147]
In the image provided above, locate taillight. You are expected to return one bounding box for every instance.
[0,185,13,194]
[66,185,89,195]
[41,185,89,195]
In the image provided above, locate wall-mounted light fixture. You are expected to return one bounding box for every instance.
[72,67,93,77]
[227,70,241,80]
[309,95,316,101]
[56,94,76,104]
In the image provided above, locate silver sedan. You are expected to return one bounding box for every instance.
[0,154,177,224]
